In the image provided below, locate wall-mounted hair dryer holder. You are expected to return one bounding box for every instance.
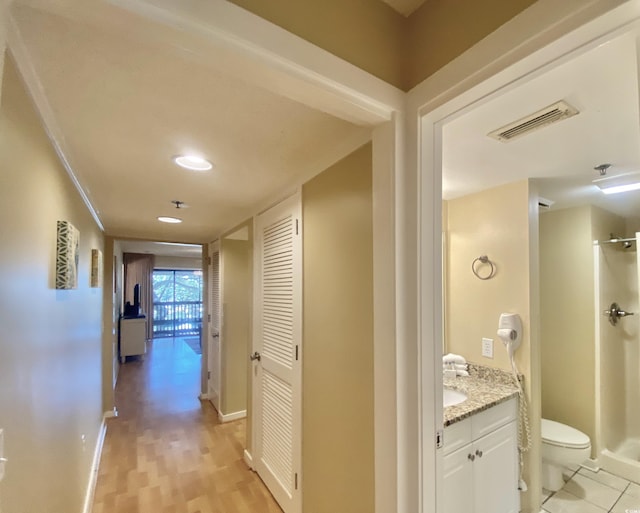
[497,313,522,359]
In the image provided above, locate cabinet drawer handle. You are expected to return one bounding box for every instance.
[468,453,475,461]
[475,449,483,458]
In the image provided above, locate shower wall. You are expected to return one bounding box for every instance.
[597,231,639,454]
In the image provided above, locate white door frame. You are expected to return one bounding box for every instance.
[408,2,640,512]
[205,240,221,409]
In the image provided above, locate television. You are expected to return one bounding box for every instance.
[133,283,140,311]
[123,283,142,318]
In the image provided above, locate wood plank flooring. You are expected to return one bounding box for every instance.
[92,338,282,513]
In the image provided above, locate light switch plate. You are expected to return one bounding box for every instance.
[482,338,494,358]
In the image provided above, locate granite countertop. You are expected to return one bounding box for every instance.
[443,363,519,426]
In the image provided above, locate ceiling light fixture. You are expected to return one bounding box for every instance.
[593,168,640,195]
[600,182,640,195]
[173,155,213,171]
[157,216,182,224]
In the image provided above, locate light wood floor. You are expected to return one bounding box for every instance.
[92,338,282,513]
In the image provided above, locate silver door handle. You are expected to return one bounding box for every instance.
[250,351,261,362]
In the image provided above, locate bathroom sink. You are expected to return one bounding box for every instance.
[443,387,468,408]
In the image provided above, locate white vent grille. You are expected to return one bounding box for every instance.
[488,101,579,142]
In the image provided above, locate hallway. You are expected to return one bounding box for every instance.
[92,338,282,513]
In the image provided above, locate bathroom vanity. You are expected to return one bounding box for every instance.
[441,365,520,513]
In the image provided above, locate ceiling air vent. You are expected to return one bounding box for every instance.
[488,101,579,142]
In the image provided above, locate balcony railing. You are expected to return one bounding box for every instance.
[153,301,202,338]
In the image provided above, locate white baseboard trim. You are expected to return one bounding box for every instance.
[243,449,254,470]
[82,416,108,513]
[218,409,247,423]
[199,392,211,400]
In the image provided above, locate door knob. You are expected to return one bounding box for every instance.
[468,453,475,461]
[475,449,483,458]
[250,351,261,362]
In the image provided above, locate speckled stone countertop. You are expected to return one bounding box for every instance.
[443,363,519,426]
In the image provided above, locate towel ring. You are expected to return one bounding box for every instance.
[472,255,495,280]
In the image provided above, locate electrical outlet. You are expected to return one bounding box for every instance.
[482,338,494,358]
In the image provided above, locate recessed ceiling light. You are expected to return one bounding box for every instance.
[173,155,213,171]
[157,216,182,224]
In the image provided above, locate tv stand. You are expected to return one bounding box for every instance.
[119,315,147,363]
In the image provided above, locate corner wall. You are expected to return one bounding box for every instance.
[220,226,252,417]
[302,143,374,513]
[0,53,104,513]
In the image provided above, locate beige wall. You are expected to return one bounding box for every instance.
[302,143,374,513]
[154,255,202,270]
[0,53,104,512]
[540,206,601,453]
[228,0,405,89]
[228,0,537,90]
[220,229,252,415]
[404,0,537,89]
[445,180,532,372]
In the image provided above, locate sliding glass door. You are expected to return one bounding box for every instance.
[152,270,203,338]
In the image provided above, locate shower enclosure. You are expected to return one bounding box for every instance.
[595,232,640,482]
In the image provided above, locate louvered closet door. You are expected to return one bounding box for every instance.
[253,193,301,513]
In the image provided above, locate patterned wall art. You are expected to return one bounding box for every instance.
[91,249,103,288]
[55,220,80,289]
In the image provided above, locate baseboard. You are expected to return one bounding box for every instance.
[244,449,254,469]
[218,409,247,423]
[82,416,108,513]
[199,392,211,400]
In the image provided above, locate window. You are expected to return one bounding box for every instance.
[152,269,203,338]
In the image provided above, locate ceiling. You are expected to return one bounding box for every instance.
[442,31,640,221]
[11,0,638,258]
[9,0,371,244]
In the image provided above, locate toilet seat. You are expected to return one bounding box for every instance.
[542,419,590,449]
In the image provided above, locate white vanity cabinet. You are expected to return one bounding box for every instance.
[441,397,519,513]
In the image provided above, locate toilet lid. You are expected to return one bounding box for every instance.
[542,419,590,449]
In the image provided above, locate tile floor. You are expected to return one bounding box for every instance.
[543,467,640,513]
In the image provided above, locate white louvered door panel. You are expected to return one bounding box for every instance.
[208,245,221,411]
[253,193,301,513]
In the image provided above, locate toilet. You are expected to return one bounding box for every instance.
[541,418,591,491]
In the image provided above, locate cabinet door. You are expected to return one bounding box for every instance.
[473,421,519,513]
[440,444,474,513]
